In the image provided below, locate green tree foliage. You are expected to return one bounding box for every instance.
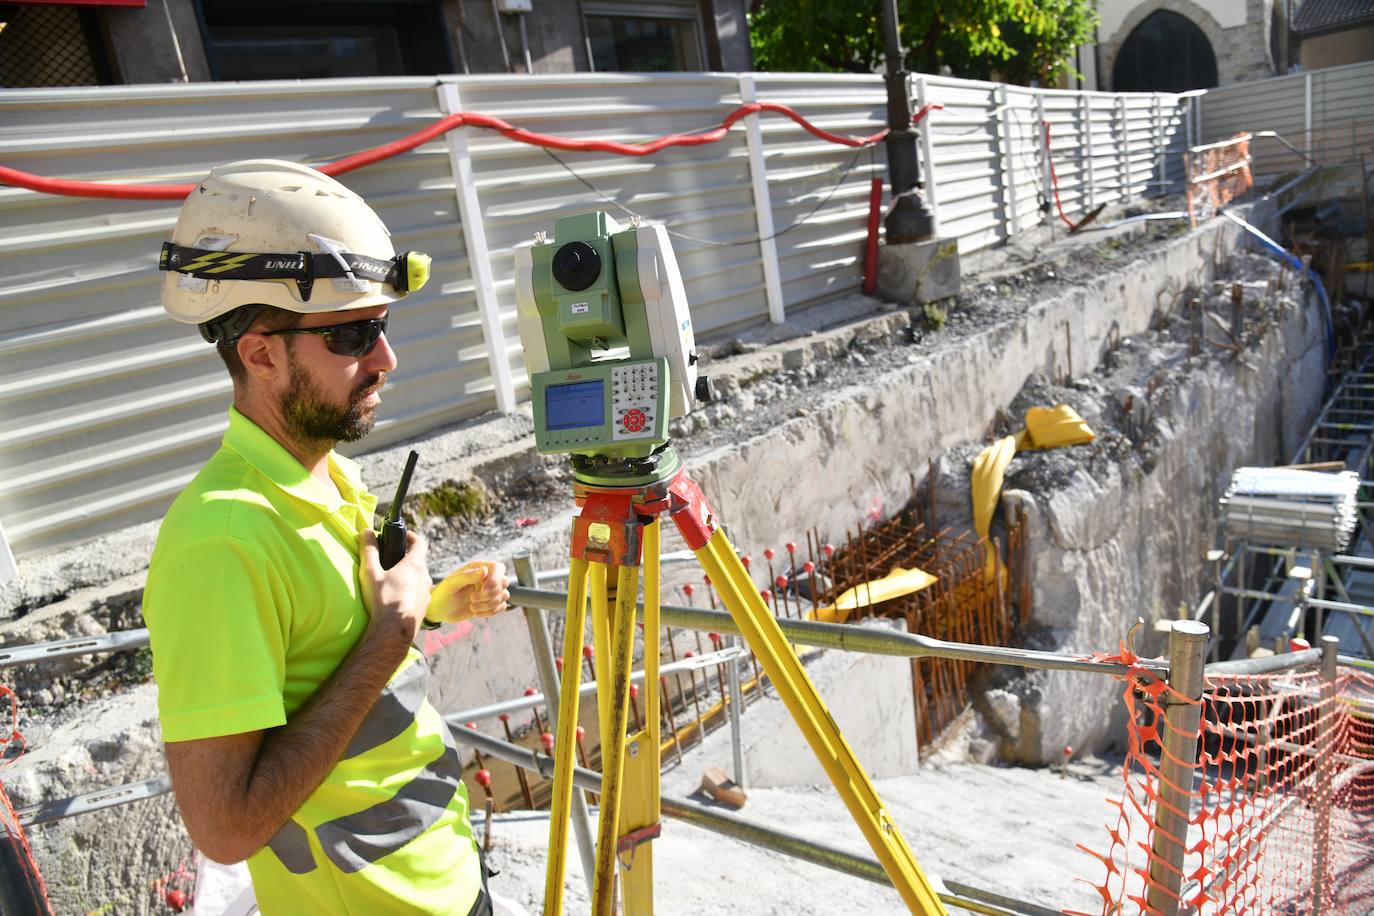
[748,0,1098,85]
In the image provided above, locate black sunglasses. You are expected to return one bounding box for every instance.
[265,317,389,358]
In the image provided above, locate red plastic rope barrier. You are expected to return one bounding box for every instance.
[1041,119,1080,231]
[0,101,943,202]
[1072,661,1374,914]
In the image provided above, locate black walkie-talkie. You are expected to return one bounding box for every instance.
[379,450,419,570]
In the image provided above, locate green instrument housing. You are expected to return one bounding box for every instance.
[531,359,671,459]
[525,212,671,460]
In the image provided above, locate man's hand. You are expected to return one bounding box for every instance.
[426,560,512,625]
[358,529,433,640]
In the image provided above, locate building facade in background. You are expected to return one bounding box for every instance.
[1073,0,1374,93]
[0,0,752,88]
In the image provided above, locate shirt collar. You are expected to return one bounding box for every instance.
[223,407,376,516]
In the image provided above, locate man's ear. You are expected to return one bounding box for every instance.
[237,333,287,384]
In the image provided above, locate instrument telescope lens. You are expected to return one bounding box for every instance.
[552,241,601,291]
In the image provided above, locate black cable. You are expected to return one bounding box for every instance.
[541,146,873,248]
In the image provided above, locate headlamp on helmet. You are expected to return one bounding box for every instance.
[159,243,430,302]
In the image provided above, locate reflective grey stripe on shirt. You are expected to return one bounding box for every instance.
[315,725,464,873]
[267,818,317,875]
[341,655,430,761]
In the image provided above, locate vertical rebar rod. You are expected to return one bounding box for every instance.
[513,556,596,901]
[1146,620,1209,916]
[1311,634,1340,916]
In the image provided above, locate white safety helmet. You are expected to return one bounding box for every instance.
[159,159,430,346]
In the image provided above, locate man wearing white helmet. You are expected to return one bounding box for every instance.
[141,160,509,915]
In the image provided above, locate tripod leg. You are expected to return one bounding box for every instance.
[544,558,590,916]
[617,519,662,915]
[593,563,642,916]
[693,527,947,915]
[589,563,612,743]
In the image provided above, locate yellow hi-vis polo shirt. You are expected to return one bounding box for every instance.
[142,407,481,916]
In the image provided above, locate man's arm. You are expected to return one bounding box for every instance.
[163,529,430,864]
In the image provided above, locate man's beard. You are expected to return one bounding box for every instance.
[281,360,386,447]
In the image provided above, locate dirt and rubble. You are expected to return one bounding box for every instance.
[934,250,1324,765]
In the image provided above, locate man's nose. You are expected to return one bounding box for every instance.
[366,329,399,373]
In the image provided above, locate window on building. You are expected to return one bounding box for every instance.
[197,0,451,80]
[583,1,704,72]
[1112,10,1218,92]
[0,3,112,88]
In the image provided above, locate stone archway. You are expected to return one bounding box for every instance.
[1102,0,1229,90]
[1112,9,1219,91]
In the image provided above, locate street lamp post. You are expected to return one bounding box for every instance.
[879,0,935,243]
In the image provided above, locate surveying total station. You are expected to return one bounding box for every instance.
[513,212,945,915]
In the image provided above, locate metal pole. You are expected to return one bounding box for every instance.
[1311,634,1339,915]
[1145,620,1208,916]
[726,634,747,788]
[509,583,1170,677]
[512,555,596,900]
[878,0,934,243]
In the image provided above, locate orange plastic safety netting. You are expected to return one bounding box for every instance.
[1185,133,1254,228]
[1073,664,1374,914]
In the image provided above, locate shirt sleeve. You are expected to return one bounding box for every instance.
[143,534,292,742]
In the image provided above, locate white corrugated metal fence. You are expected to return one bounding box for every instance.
[0,72,1187,557]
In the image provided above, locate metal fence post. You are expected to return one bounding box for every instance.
[1035,92,1052,227]
[914,76,941,235]
[738,74,786,326]
[1146,620,1208,916]
[1116,95,1130,204]
[1081,94,1096,210]
[1153,94,1164,189]
[438,81,518,415]
[1311,634,1340,915]
[1305,71,1315,164]
[0,519,16,584]
[994,84,1018,241]
[512,555,597,898]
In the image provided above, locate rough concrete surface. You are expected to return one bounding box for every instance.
[660,618,919,792]
[478,753,1126,915]
[975,252,1325,765]
[0,202,1333,912]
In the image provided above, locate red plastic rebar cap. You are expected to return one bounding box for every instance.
[764,548,775,559]
[804,561,815,573]
[524,687,538,697]
[785,542,796,553]
[629,683,639,698]
[583,644,594,659]
[775,575,787,588]
[475,768,492,788]
[576,725,586,740]
[541,732,555,750]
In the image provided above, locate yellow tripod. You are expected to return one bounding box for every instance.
[541,463,947,915]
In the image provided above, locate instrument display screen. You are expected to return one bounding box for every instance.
[545,380,605,430]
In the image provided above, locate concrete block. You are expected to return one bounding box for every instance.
[876,237,961,304]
